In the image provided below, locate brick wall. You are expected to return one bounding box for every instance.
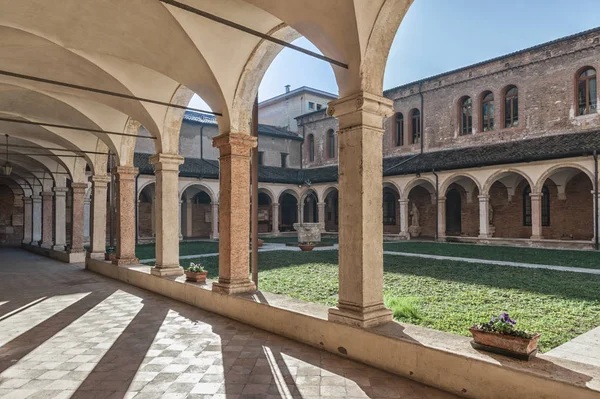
[0,185,23,246]
[296,110,339,168]
[408,186,436,238]
[191,203,212,238]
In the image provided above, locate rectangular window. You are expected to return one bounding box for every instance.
[308,102,315,110]
[257,151,264,166]
[280,153,288,168]
[316,104,322,110]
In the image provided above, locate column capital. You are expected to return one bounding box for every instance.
[41,191,53,198]
[112,165,139,179]
[271,202,279,208]
[317,201,326,206]
[529,192,543,200]
[211,202,219,206]
[71,182,88,193]
[327,91,393,130]
[31,194,41,201]
[398,198,409,204]
[23,196,33,204]
[478,194,490,201]
[437,196,447,202]
[91,174,111,185]
[212,133,257,155]
[53,186,69,195]
[149,153,184,171]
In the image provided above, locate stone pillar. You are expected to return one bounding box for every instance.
[593,191,599,242]
[327,92,393,328]
[181,199,191,238]
[83,197,91,245]
[399,199,410,239]
[178,200,184,241]
[150,154,184,276]
[113,166,139,266]
[530,192,543,240]
[297,204,302,225]
[212,133,256,294]
[31,195,42,244]
[317,201,326,232]
[22,197,32,244]
[40,191,54,249]
[151,197,156,237]
[271,203,280,235]
[437,196,447,240]
[53,187,68,251]
[69,183,87,254]
[210,202,219,240]
[89,175,110,258]
[478,195,490,239]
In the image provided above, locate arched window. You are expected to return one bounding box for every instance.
[308,134,315,162]
[481,92,494,132]
[504,86,519,128]
[523,185,550,227]
[410,109,421,144]
[577,68,597,116]
[395,113,404,146]
[460,97,472,135]
[327,129,335,158]
[382,192,396,225]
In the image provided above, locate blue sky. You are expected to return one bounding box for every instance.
[190,0,599,110]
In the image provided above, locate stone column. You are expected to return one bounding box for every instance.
[40,191,54,249]
[271,203,280,235]
[151,197,156,237]
[317,202,326,231]
[178,200,184,241]
[83,197,91,245]
[399,199,410,239]
[212,133,256,294]
[438,196,447,240]
[478,195,490,239]
[69,183,87,254]
[593,191,599,242]
[31,195,42,245]
[530,192,543,240]
[150,154,184,276]
[22,197,32,244]
[210,202,219,240]
[327,92,393,328]
[297,204,302,224]
[113,166,139,266]
[53,187,68,251]
[89,175,110,258]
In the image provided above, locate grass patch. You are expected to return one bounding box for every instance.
[188,251,600,352]
[136,241,220,260]
[384,295,422,321]
[384,241,600,269]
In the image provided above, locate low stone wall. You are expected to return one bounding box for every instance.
[22,243,86,263]
[86,257,600,399]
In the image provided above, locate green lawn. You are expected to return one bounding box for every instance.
[136,241,219,260]
[384,241,600,269]
[185,251,600,352]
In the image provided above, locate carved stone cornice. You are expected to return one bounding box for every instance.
[112,166,139,180]
[327,91,393,131]
[91,175,111,185]
[149,153,184,172]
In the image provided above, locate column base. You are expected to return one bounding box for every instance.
[530,235,543,240]
[52,245,66,251]
[112,257,140,266]
[69,248,85,254]
[328,302,393,328]
[478,234,490,239]
[210,233,219,240]
[212,278,256,295]
[40,243,53,249]
[151,266,184,277]
[87,251,106,259]
[399,232,411,240]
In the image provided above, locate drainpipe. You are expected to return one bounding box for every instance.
[135,173,139,245]
[432,169,439,241]
[595,150,599,250]
[419,81,424,154]
[301,124,305,169]
[199,125,204,160]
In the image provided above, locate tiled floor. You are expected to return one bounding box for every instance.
[0,249,459,398]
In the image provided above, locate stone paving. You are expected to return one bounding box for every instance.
[0,249,459,399]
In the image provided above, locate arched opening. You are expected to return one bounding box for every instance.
[445,188,462,235]
[577,67,597,116]
[326,129,336,159]
[257,192,273,233]
[303,190,318,223]
[406,180,436,238]
[0,183,22,246]
[503,86,519,128]
[486,171,532,239]
[324,189,339,232]
[459,96,473,135]
[180,185,215,239]
[538,167,594,240]
[279,192,298,232]
[383,186,400,234]
[395,112,404,146]
[481,91,494,132]
[410,109,421,144]
[137,183,155,241]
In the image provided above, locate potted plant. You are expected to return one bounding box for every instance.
[469,312,541,360]
[298,242,316,252]
[185,262,208,283]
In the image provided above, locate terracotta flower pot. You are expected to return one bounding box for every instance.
[469,327,541,360]
[185,271,208,283]
[298,244,316,252]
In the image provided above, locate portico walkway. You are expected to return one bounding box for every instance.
[0,249,458,399]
